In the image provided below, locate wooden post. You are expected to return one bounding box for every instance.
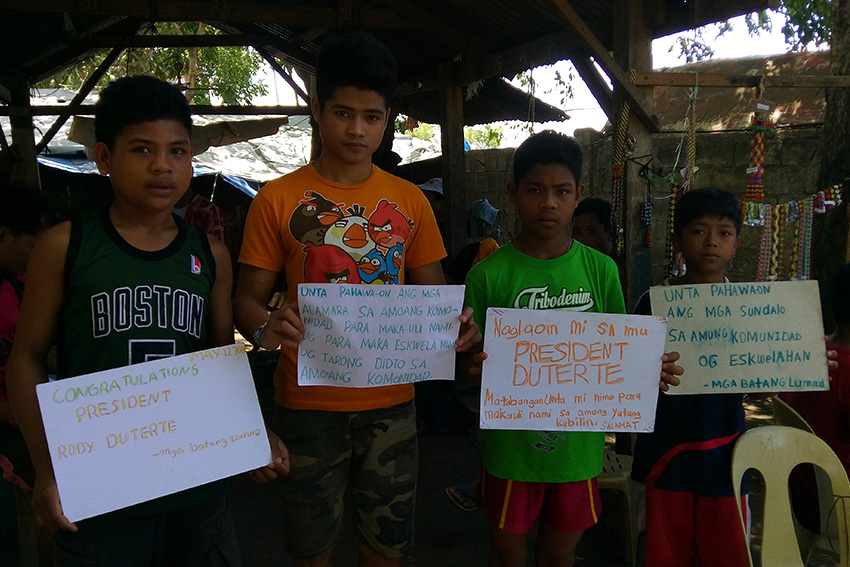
[7,77,40,189]
[438,63,466,260]
[613,0,654,309]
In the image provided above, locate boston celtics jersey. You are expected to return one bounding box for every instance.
[59,210,216,379]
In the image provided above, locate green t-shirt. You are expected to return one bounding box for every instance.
[466,241,625,482]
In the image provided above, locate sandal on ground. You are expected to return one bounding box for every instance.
[445,480,483,512]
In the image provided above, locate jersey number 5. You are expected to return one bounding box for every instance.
[128,339,177,365]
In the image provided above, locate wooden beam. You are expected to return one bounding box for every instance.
[646,0,779,39]
[7,77,40,189]
[547,0,659,132]
[36,45,124,154]
[76,34,284,48]
[0,0,411,27]
[256,48,311,105]
[571,57,613,120]
[633,71,850,88]
[614,0,654,309]
[0,105,311,117]
[25,18,143,83]
[398,31,580,97]
[384,0,470,54]
[438,63,466,261]
[395,75,441,98]
[456,31,576,86]
[290,27,329,47]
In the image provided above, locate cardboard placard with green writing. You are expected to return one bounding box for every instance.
[649,280,829,394]
[36,345,270,522]
[480,308,667,432]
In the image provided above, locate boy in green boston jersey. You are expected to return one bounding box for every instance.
[8,76,244,566]
[465,131,682,567]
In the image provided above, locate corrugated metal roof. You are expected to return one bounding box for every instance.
[654,51,829,131]
[0,0,769,125]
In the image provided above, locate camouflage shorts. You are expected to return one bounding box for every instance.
[272,400,418,559]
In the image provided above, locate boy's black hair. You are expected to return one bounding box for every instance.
[315,31,397,109]
[0,182,46,235]
[94,76,192,149]
[833,263,850,328]
[574,196,612,231]
[512,130,583,186]
[673,187,742,235]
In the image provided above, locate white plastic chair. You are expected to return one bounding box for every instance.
[732,425,850,567]
[598,449,638,566]
[772,397,840,554]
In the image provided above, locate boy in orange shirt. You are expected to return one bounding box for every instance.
[234,32,477,566]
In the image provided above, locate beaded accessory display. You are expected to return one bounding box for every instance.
[665,184,685,277]
[641,200,653,247]
[789,200,800,280]
[611,118,631,257]
[745,77,767,202]
[743,77,776,227]
[756,204,772,282]
[685,86,698,190]
[755,184,843,282]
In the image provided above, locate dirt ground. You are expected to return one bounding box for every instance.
[227,354,841,567]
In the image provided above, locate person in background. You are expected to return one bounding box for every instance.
[780,262,850,532]
[173,187,226,243]
[418,178,444,228]
[571,196,613,256]
[0,182,49,566]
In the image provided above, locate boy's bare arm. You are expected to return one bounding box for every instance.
[233,264,302,350]
[206,236,234,347]
[7,223,77,532]
[232,264,292,481]
[407,261,480,351]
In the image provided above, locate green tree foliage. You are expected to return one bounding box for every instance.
[464,124,503,149]
[671,1,832,63]
[776,0,832,50]
[36,22,267,105]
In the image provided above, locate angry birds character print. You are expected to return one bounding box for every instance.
[368,199,412,251]
[303,242,361,284]
[293,193,413,286]
[357,247,390,284]
[323,205,376,262]
[289,191,345,246]
[384,242,403,284]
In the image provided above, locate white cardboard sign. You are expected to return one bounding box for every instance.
[480,308,667,432]
[297,284,464,387]
[649,280,829,394]
[36,345,270,522]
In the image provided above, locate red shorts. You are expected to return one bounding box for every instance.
[481,469,601,534]
[643,485,749,566]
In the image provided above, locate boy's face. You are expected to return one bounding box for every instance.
[674,215,740,277]
[0,229,38,275]
[311,87,389,168]
[94,119,193,214]
[572,212,613,256]
[508,163,583,242]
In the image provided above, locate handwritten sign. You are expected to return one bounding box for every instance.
[297,284,464,387]
[649,280,828,394]
[480,308,667,432]
[36,345,269,522]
